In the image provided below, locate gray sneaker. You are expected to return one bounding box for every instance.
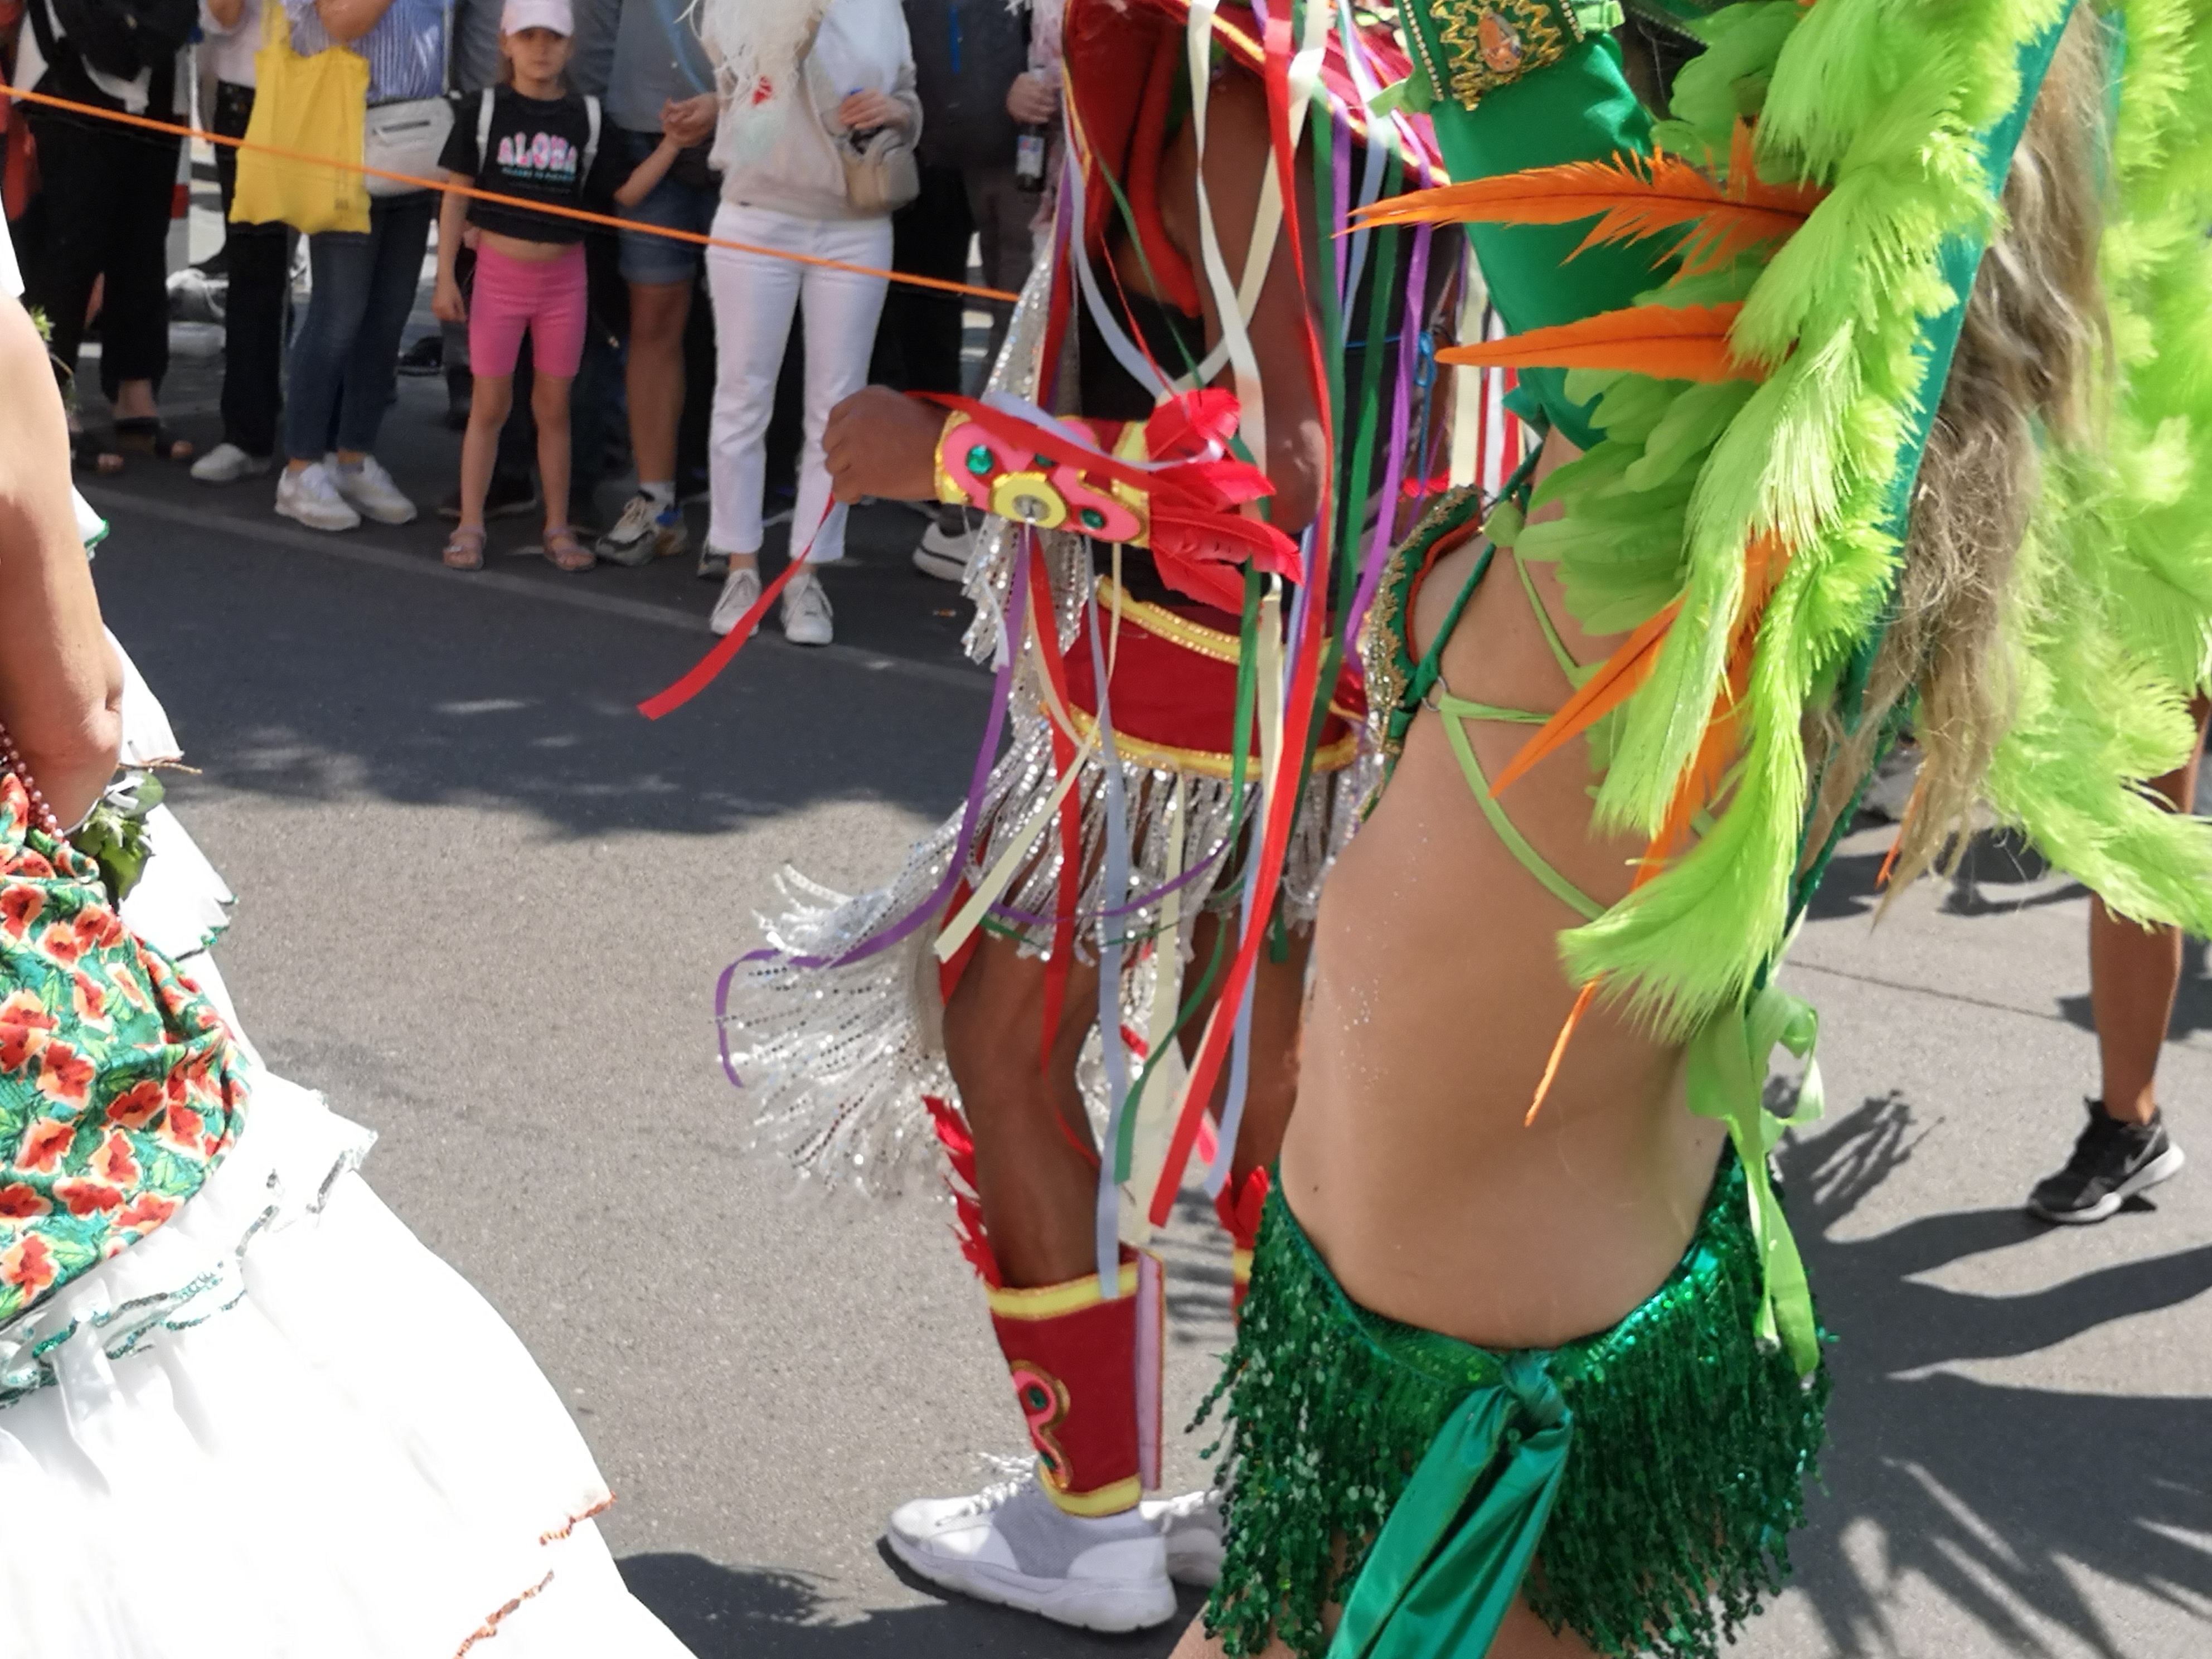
[779,567,833,647]
[709,566,761,638]
[885,1472,1176,1632]
[597,492,688,567]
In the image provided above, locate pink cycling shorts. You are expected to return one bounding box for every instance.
[468,241,587,379]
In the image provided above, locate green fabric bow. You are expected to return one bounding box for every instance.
[1330,1353,1573,1659]
[1686,982,1825,1376]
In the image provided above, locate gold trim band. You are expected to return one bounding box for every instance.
[987,1262,1141,1320]
[1041,1472,1146,1517]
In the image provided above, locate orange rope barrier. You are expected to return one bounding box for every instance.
[1,84,1023,306]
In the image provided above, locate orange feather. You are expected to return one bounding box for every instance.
[1525,979,1600,1127]
[1438,303,1760,384]
[1490,598,1684,797]
[1354,129,1825,276]
[1634,532,1789,882]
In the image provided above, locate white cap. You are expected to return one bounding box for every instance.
[502,0,573,35]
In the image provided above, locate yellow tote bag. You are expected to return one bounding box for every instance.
[230,0,370,235]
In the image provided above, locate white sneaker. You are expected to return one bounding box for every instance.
[886,1472,1177,1632]
[274,463,362,532]
[596,492,688,567]
[709,566,762,638]
[326,453,418,525]
[780,567,833,647]
[191,442,273,485]
[913,520,976,583]
[1141,1488,1224,1588]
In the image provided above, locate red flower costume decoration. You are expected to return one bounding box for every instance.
[929,389,1301,613]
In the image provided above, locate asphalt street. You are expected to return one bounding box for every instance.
[76,367,2212,1659]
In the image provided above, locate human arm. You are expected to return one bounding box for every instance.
[1157,72,1328,538]
[609,128,678,208]
[432,171,470,323]
[203,0,248,32]
[311,0,395,46]
[0,298,122,829]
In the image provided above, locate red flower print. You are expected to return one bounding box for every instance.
[160,1098,205,1153]
[0,989,57,1073]
[115,1191,178,1231]
[35,923,83,967]
[15,1115,76,1173]
[72,908,124,951]
[0,885,41,939]
[71,972,108,1024]
[52,1177,123,1219]
[106,1079,167,1130]
[13,848,54,880]
[105,968,152,1016]
[35,1041,95,1108]
[0,1182,48,1220]
[89,1129,140,1187]
[0,1234,57,1301]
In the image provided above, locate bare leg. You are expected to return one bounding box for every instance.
[941,933,1105,1289]
[625,279,691,488]
[1182,911,1309,1186]
[457,376,515,531]
[2090,694,2212,1125]
[533,373,574,533]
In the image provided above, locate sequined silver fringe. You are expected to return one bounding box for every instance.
[725,710,1375,1195]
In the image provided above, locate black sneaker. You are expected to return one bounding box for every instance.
[2026,1100,2186,1224]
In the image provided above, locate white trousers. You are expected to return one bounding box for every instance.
[704,201,893,563]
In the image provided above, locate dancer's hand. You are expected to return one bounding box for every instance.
[823,387,943,504]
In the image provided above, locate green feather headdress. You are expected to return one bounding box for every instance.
[1362,0,2212,1039]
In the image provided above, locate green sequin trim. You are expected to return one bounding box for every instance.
[1197,1148,1831,1659]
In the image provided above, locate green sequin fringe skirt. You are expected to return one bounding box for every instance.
[1198,1148,1831,1659]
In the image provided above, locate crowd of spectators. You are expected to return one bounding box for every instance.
[2,0,1060,648]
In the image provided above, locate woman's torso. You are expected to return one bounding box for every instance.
[713,0,915,220]
[1280,439,1725,1351]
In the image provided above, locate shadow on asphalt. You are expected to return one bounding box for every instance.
[1778,1094,2212,1656]
[90,493,988,839]
[620,1550,1206,1658]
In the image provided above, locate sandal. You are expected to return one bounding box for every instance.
[543,525,594,573]
[442,526,488,571]
[110,418,195,463]
[70,426,124,476]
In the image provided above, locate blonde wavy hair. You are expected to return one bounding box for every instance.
[1802,7,2108,887]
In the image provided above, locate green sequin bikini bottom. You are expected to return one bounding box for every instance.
[1198,1147,1831,1659]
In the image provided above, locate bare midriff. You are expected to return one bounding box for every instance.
[1278,434,1726,1352]
[476,228,575,263]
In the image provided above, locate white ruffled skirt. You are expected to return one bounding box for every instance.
[0,1069,695,1659]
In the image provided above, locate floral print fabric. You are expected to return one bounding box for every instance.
[0,773,248,1327]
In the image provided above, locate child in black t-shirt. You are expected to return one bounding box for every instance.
[431,0,683,570]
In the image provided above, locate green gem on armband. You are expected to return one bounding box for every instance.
[966,445,993,476]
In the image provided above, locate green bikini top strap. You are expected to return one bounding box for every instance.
[1406,540,1497,710]
[1511,552,1593,686]
[1430,687,1605,921]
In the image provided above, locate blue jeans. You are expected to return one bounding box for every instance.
[284,191,435,462]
